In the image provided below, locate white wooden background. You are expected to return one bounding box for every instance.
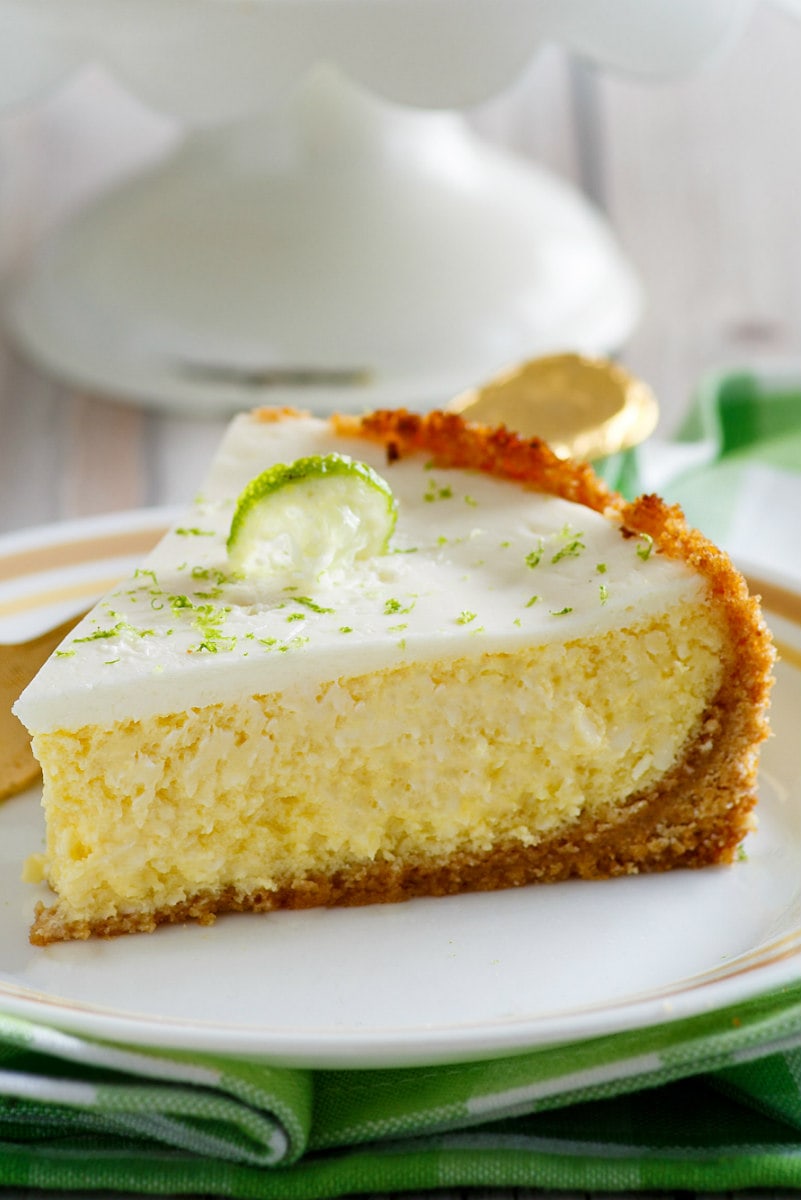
[1,0,800,538]
[0,4,800,1197]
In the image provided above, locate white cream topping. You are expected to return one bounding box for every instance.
[15,413,706,732]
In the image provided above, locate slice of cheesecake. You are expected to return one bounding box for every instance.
[14,408,775,944]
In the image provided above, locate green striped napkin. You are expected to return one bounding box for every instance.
[4,364,801,1197]
[7,981,801,1196]
[611,364,801,583]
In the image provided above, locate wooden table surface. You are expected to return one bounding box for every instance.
[1,4,800,1197]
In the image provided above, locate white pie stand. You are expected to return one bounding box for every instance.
[0,0,754,415]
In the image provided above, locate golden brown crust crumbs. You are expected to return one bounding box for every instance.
[332,409,620,513]
[251,406,310,423]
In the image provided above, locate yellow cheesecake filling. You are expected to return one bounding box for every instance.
[32,600,724,929]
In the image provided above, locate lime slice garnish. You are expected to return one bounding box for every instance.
[227,453,398,578]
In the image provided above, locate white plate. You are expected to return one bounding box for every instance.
[1,511,801,1068]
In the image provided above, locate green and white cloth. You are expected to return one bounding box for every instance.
[610,363,801,585]
[4,364,801,1197]
[8,983,801,1196]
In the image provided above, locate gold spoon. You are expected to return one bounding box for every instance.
[0,352,657,801]
[0,610,88,801]
[448,351,658,460]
